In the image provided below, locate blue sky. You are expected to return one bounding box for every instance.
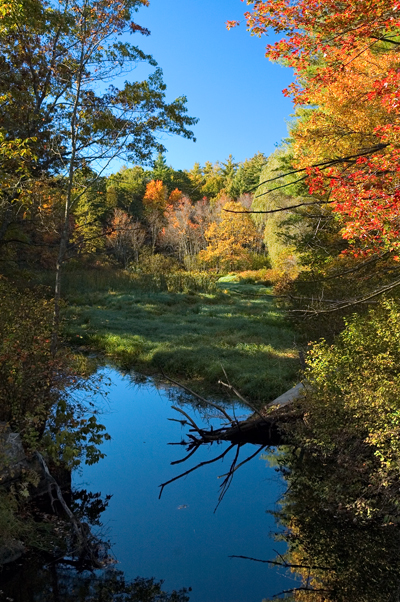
[122,0,293,171]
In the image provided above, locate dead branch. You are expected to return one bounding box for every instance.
[218,378,265,420]
[218,444,266,480]
[163,374,236,424]
[170,444,201,466]
[214,443,242,512]
[290,275,400,315]
[159,444,236,499]
[229,554,333,572]
[170,406,203,434]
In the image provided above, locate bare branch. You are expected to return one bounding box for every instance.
[223,198,333,215]
[291,275,400,315]
[159,444,236,499]
[218,380,265,421]
[171,444,201,466]
[245,143,388,193]
[170,406,203,434]
[229,554,333,572]
[163,373,236,424]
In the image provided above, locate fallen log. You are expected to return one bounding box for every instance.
[159,381,307,504]
[168,380,307,447]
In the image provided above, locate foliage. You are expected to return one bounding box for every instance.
[226,151,267,199]
[199,201,262,271]
[233,0,400,258]
[143,180,168,212]
[1,561,191,602]
[0,280,110,467]
[302,299,400,482]
[266,443,400,602]
[107,209,146,266]
[160,198,212,262]
[0,281,59,443]
[0,491,27,546]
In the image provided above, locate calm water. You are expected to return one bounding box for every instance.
[73,367,295,602]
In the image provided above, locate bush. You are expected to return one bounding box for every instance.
[301,299,400,507]
[0,280,110,468]
[0,281,59,446]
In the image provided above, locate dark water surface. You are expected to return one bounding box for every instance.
[73,367,294,602]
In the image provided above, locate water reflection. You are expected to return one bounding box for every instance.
[266,446,400,601]
[1,557,190,602]
[4,367,397,601]
[72,368,291,602]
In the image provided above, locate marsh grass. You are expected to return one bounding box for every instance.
[55,269,300,405]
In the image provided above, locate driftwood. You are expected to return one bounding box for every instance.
[159,380,307,506]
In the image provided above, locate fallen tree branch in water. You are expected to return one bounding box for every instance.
[160,378,307,505]
[162,373,236,424]
[158,444,236,499]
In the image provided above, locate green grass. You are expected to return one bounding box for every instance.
[58,269,300,405]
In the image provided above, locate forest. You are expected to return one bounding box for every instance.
[1,0,400,600]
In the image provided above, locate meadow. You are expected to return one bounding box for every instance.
[56,269,300,405]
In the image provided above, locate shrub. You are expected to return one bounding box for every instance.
[302,299,400,503]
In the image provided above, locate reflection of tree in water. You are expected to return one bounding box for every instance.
[0,481,191,602]
[161,395,400,601]
[264,445,400,601]
[1,558,190,602]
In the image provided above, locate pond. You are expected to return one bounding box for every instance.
[70,367,295,602]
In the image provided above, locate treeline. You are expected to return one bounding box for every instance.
[1,150,268,273]
[105,152,269,270]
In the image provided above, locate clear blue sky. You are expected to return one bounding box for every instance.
[123,0,293,172]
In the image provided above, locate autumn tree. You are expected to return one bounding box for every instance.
[150,152,194,198]
[230,0,400,259]
[142,179,167,252]
[106,208,145,266]
[161,197,211,263]
[199,200,261,271]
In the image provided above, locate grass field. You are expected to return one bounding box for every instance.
[56,269,300,405]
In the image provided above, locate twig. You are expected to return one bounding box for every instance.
[171,444,201,466]
[218,444,266,479]
[218,380,265,421]
[159,444,236,499]
[290,275,400,315]
[229,555,333,571]
[163,373,235,424]
[171,406,203,434]
[214,444,242,512]
[273,587,330,597]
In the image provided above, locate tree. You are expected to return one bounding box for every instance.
[201,161,226,201]
[0,0,197,351]
[143,180,167,252]
[161,197,211,262]
[106,208,146,266]
[199,200,261,271]
[151,152,194,198]
[186,162,206,202]
[106,165,149,218]
[229,0,400,257]
[226,152,266,199]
